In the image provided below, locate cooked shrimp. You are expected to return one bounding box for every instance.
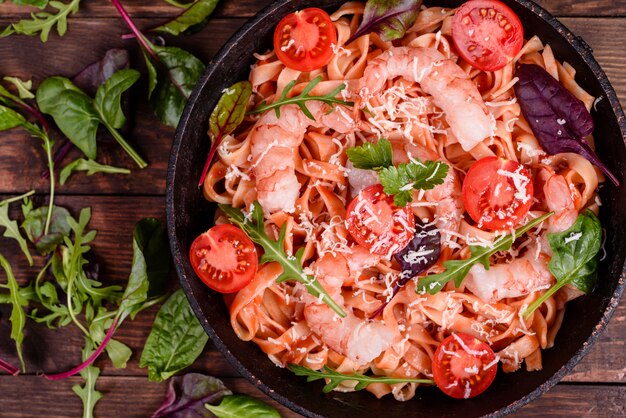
[392,140,464,237]
[251,102,352,214]
[302,250,396,365]
[359,46,495,151]
[534,165,579,232]
[464,250,553,303]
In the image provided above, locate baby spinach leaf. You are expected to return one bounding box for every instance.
[94,68,139,129]
[346,138,393,170]
[152,0,220,36]
[198,80,252,187]
[524,210,602,318]
[418,213,553,294]
[11,0,81,42]
[515,64,619,186]
[36,76,99,159]
[59,158,131,185]
[132,218,170,298]
[205,395,281,418]
[0,104,26,131]
[139,289,208,382]
[152,373,232,418]
[0,201,33,266]
[146,45,206,128]
[22,204,71,254]
[347,0,423,44]
[73,49,130,96]
[0,252,28,372]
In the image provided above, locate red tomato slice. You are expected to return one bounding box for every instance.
[273,8,337,72]
[189,224,258,293]
[345,184,415,256]
[432,333,498,399]
[451,0,524,71]
[462,156,533,230]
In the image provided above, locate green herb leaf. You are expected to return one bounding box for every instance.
[72,340,103,418]
[93,68,140,129]
[22,204,71,254]
[219,202,346,317]
[248,75,353,121]
[379,160,449,207]
[348,0,423,43]
[139,289,208,382]
[10,0,49,8]
[11,0,80,42]
[0,104,26,131]
[346,138,393,170]
[88,308,133,369]
[3,77,35,99]
[417,213,553,294]
[60,158,130,185]
[524,210,602,318]
[145,45,206,128]
[205,394,281,418]
[289,364,434,393]
[152,0,219,36]
[36,76,99,159]
[0,253,28,372]
[0,202,33,266]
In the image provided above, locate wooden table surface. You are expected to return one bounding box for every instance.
[0,1,624,417]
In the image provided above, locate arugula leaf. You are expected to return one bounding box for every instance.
[60,158,130,185]
[3,77,35,99]
[22,204,71,254]
[220,202,346,317]
[88,308,132,368]
[523,210,602,318]
[152,373,232,418]
[198,80,252,187]
[0,253,28,372]
[72,340,103,418]
[139,289,208,382]
[379,160,449,207]
[248,75,354,120]
[0,104,26,131]
[11,0,80,42]
[152,0,219,36]
[0,201,33,266]
[10,0,49,8]
[346,138,393,170]
[347,0,423,44]
[417,213,553,294]
[36,73,147,168]
[205,394,281,418]
[289,364,434,393]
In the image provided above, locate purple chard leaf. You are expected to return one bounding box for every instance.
[514,64,619,186]
[347,0,423,45]
[152,373,232,418]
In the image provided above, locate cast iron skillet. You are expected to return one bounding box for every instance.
[167,1,626,416]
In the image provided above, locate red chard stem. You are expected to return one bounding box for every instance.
[0,358,19,376]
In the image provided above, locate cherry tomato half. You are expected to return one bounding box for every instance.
[462,156,533,230]
[273,8,337,72]
[451,0,524,71]
[189,224,258,293]
[432,333,498,399]
[345,184,415,256]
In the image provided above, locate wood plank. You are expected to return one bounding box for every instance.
[0,17,625,196]
[1,0,626,18]
[0,375,623,418]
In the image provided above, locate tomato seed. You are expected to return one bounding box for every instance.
[480,8,487,17]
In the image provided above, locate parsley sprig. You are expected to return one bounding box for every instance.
[346,138,449,206]
[417,212,553,294]
[289,364,434,393]
[219,202,346,318]
[247,75,354,121]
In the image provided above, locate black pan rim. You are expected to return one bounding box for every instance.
[166,0,626,416]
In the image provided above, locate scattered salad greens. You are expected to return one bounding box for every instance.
[152,373,232,418]
[524,210,602,318]
[248,75,354,120]
[60,159,130,185]
[198,80,252,187]
[220,202,347,318]
[0,253,28,372]
[346,138,449,206]
[417,213,554,294]
[206,394,281,418]
[151,0,220,36]
[347,0,423,44]
[140,289,208,382]
[1,0,80,42]
[289,364,434,393]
